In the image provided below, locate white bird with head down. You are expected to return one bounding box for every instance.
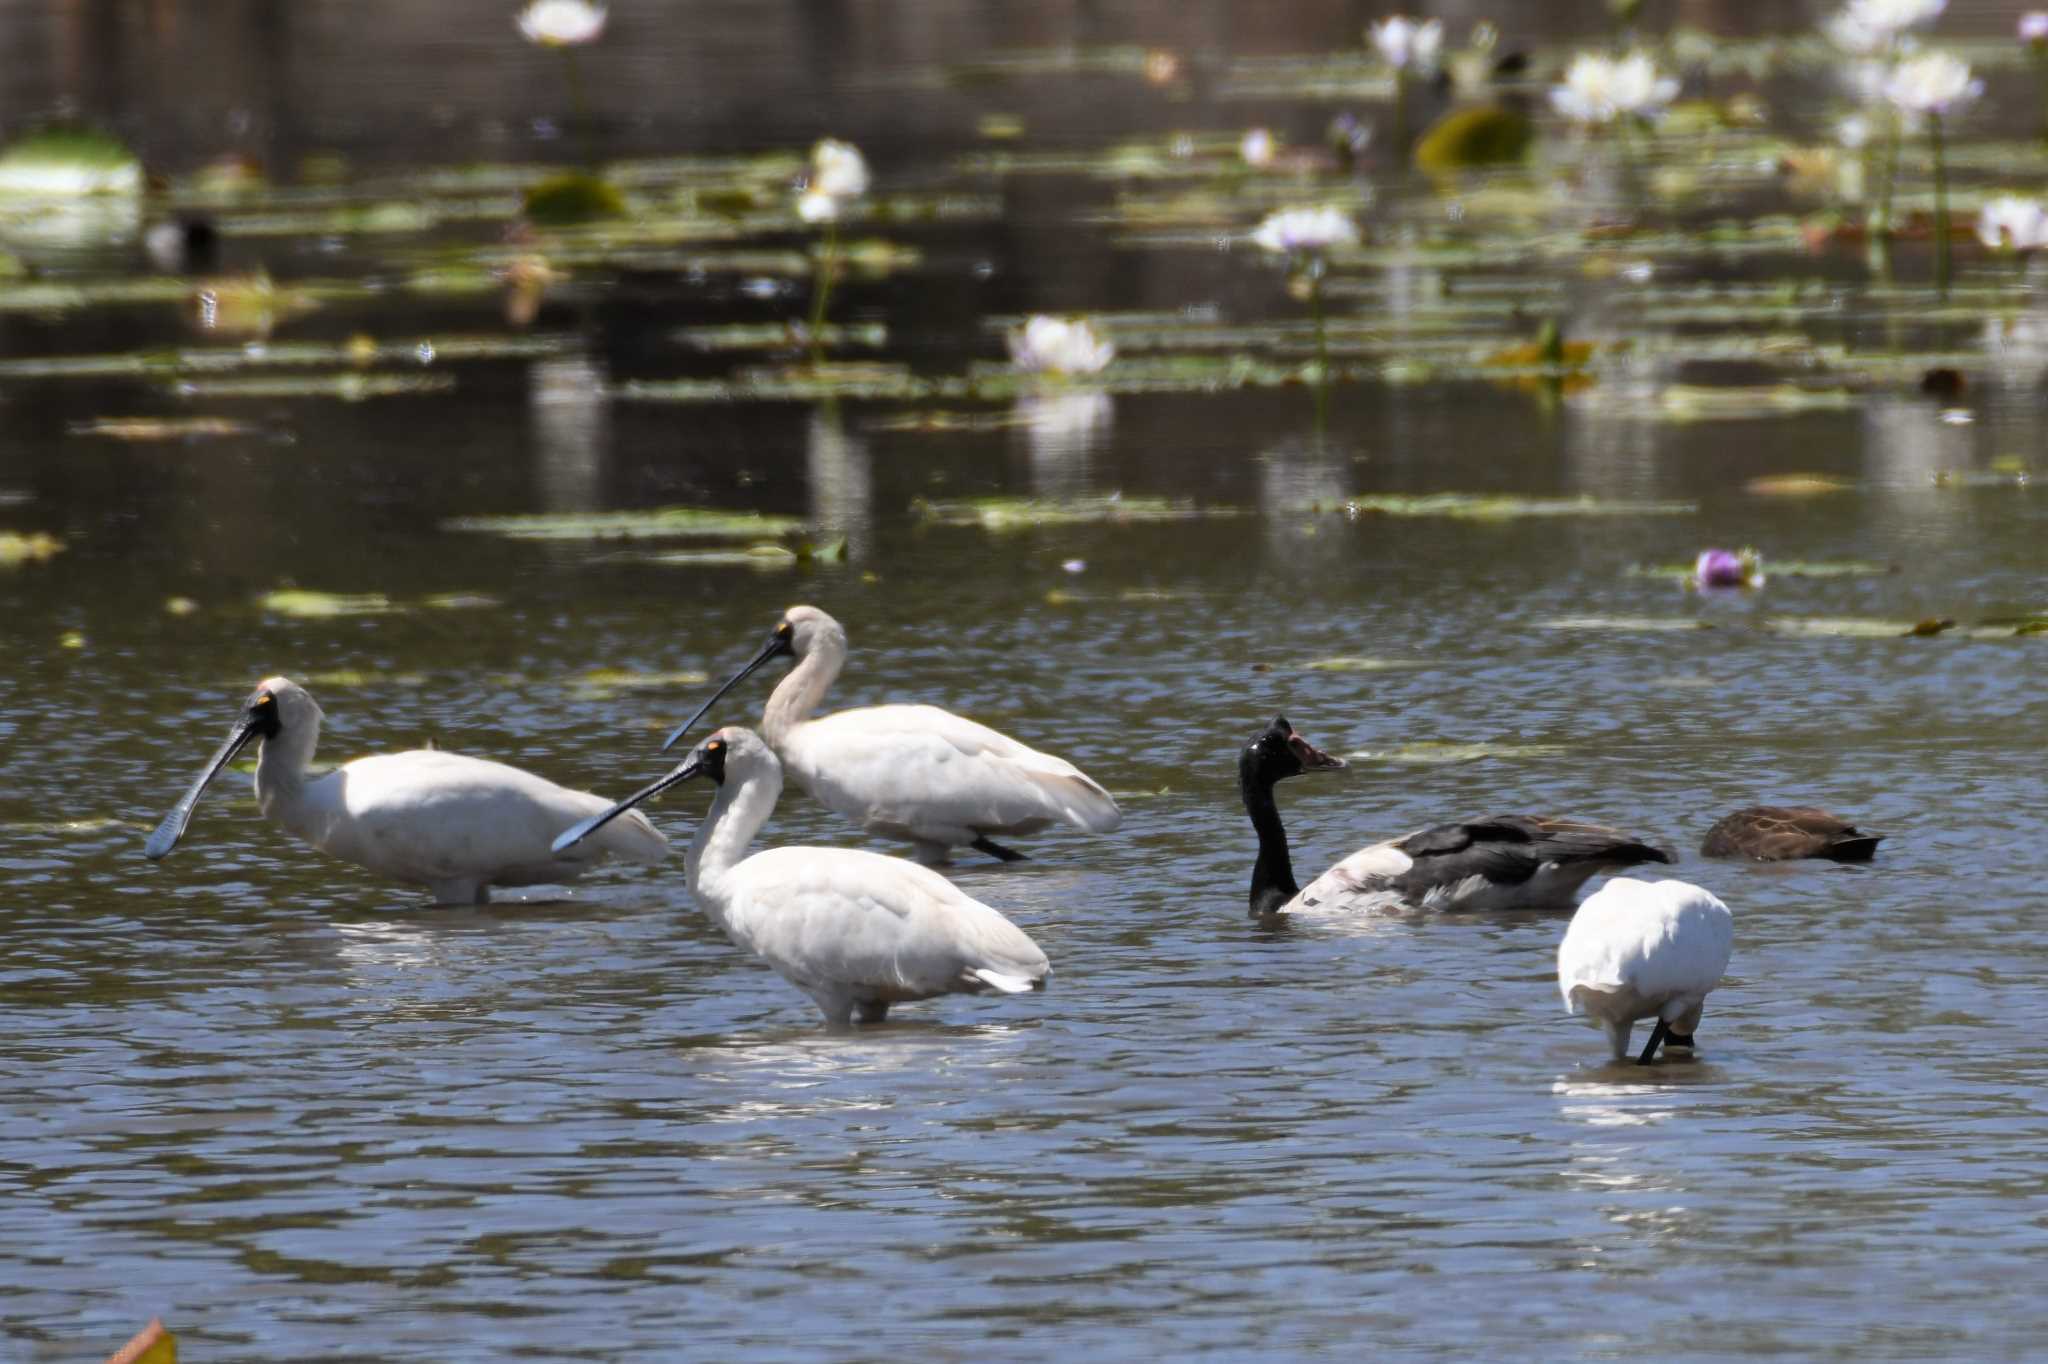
[144,676,667,904]
[1558,877,1733,1064]
[553,727,1050,1025]
[663,605,1120,863]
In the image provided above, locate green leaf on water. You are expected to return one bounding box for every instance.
[641,544,805,568]
[0,532,64,566]
[1302,656,1425,672]
[1414,105,1535,175]
[0,125,141,195]
[522,173,627,225]
[910,494,1249,531]
[570,668,711,698]
[257,590,395,618]
[1337,493,1696,521]
[420,593,502,610]
[443,506,808,542]
[1344,741,1568,765]
[1625,560,1892,580]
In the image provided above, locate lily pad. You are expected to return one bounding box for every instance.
[1414,105,1535,175]
[522,173,627,225]
[70,416,260,441]
[569,668,711,698]
[443,506,807,542]
[171,374,456,401]
[1337,494,1696,521]
[642,544,805,568]
[1627,560,1892,580]
[257,590,395,618]
[1302,656,1426,672]
[1344,741,1568,766]
[0,126,141,196]
[0,532,64,566]
[910,494,1248,531]
[1745,474,1855,496]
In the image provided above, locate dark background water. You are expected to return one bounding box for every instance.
[3,1,2047,1360]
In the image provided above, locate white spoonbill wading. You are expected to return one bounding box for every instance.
[1558,877,1733,1064]
[663,605,1120,864]
[552,727,1051,1026]
[1238,716,1672,916]
[144,676,668,904]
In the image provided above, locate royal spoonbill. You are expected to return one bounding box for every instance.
[662,605,1120,863]
[1701,805,1884,862]
[552,727,1050,1025]
[144,676,668,904]
[1238,715,1671,917]
[1558,877,1733,1064]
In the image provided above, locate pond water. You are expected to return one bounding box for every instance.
[3,3,2048,1360]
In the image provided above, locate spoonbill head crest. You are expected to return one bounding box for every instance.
[661,605,848,751]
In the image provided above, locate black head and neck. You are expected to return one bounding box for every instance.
[1239,714,1346,918]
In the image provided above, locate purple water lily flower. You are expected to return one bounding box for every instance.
[1693,548,1761,589]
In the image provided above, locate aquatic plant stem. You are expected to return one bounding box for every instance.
[808,220,840,369]
[2036,51,2048,147]
[1309,257,1329,430]
[1929,112,1949,299]
[1873,107,1900,244]
[1392,71,1409,161]
[560,48,597,170]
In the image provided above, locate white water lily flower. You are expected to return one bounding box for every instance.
[1884,51,1982,115]
[1250,205,1360,255]
[810,139,870,201]
[796,188,839,224]
[1240,128,1277,169]
[2024,12,2048,43]
[1371,16,1443,73]
[517,0,607,47]
[1550,51,1680,124]
[1977,195,2048,252]
[1008,315,1115,375]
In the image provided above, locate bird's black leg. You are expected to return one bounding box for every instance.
[1665,1031,1695,1049]
[971,836,1028,863]
[1637,1018,1671,1066]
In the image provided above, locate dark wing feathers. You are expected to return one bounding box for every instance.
[1701,805,1885,862]
[1392,814,1670,896]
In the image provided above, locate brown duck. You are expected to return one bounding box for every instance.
[1700,806,1884,863]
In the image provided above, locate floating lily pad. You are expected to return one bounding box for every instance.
[1414,105,1534,175]
[172,374,456,401]
[1344,741,1568,766]
[674,322,887,353]
[70,416,260,440]
[1303,656,1426,672]
[910,495,1248,531]
[0,532,64,566]
[1540,615,1716,634]
[1337,494,1696,521]
[1745,474,1855,496]
[642,544,804,568]
[443,506,807,542]
[257,590,395,618]
[522,173,627,225]
[569,668,711,698]
[1627,560,1892,580]
[0,126,141,196]
[420,593,502,610]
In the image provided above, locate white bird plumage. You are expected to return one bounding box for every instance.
[667,605,1121,863]
[558,727,1050,1025]
[145,676,667,904]
[1557,877,1733,1064]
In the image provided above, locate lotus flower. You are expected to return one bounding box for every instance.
[1250,205,1359,255]
[1550,51,1680,125]
[517,0,607,47]
[1007,315,1115,376]
[1977,195,2048,253]
[1884,51,1981,115]
[1370,16,1443,73]
[1693,548,1763,590]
